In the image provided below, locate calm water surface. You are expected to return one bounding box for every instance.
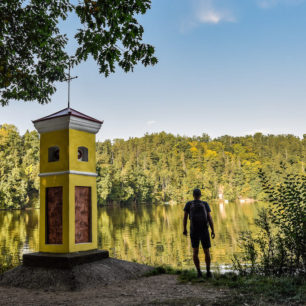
[0,202,264,270]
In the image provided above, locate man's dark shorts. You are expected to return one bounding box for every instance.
[190,228,211,249]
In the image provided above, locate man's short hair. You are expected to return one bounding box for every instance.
[193,188,201,197]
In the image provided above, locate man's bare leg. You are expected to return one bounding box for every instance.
[193,248,202,277]
[204,248,212,277]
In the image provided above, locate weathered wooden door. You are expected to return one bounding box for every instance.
[46,187,63,244]
[75,186,91,243]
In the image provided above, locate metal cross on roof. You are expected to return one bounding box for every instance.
[65,62,78,108]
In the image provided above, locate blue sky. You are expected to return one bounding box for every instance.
[1,0,306,141]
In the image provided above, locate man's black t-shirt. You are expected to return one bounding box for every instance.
[184,200,211,233]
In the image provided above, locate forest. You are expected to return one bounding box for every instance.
[0,123,305,209]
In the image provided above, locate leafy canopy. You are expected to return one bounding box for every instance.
[0,0,157,105]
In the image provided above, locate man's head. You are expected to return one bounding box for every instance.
[193,188,201,200]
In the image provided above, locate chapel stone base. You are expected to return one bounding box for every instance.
[23,249,109,269]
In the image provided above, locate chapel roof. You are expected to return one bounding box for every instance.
[32,108,103,124]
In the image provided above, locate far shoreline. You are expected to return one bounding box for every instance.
[0,198,258,212]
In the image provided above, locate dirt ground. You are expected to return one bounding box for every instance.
[0,258,230,305]
[0,274,229,306]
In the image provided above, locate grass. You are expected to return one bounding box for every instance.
[146,266,306,305]
[0,256,21,275]
[0,263,16,275]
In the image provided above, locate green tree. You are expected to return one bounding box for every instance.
[0,125,36,209]
[0,0,157,105]
[0,126,305,208]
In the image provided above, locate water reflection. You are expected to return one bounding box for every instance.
[0,202,264,270]
[98,202,263,269]
[0,209,39,269]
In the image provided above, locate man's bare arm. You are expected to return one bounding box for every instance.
[183,211,188,235]
[207,212,215,239]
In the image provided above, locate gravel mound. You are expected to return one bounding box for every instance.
[0,258,153,291]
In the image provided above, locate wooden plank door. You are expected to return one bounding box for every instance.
[46,187,63,244]
[75,186,91,243]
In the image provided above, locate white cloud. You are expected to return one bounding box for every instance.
[257,0,278,8]
[181,0,236,32]
[195,0,236,24]
[257,0,305,9]
[147,120,157,126]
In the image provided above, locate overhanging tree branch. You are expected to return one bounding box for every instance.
[0,0,157,106]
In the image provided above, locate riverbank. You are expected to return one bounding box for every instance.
[0,258,229,305]
[0,260,304,305]
[0,274,230,306]
[0,272,304,306]
[159,267,306,305]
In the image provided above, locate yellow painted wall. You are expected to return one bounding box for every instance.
[40,130,69,173]
[39,128,98,253]
[69,129,96,173]
[39,174,97,253]
[40,129,96,174]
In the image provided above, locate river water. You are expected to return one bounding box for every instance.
[0,202,264,271]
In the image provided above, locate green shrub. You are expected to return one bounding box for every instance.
[233,171,306,276]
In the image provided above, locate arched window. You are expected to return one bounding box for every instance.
[48,146,60,162]
[78,146,88,162]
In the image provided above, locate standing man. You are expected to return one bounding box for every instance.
[183,188,215,278]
